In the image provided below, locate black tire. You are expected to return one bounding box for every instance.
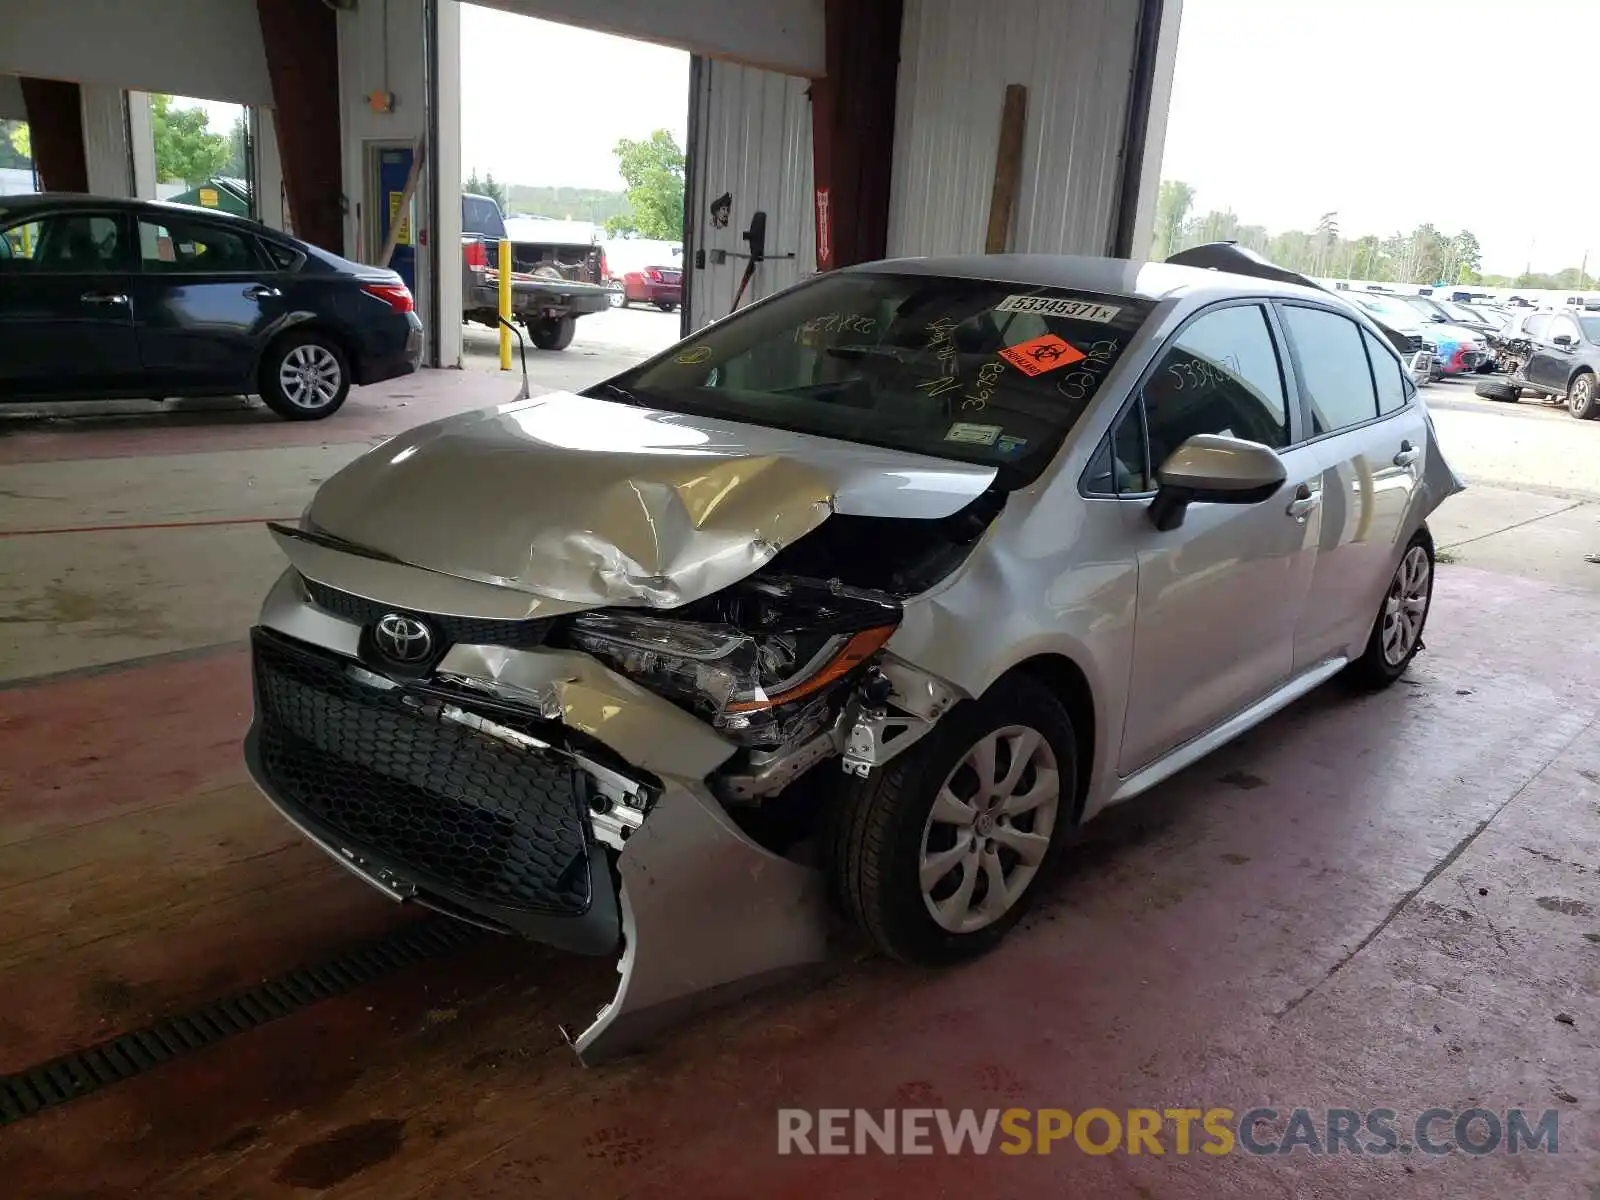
[1474,379,1521,403]
[1567,370,1599,419]
[825,672,1078,966]
[528,315,576,351]
[654,301,678,313]
[1344,530,1435,691]
[258,331,351,421]
[606,281,626,309]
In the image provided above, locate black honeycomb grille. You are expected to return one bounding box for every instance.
[252,629,591,916]
[301,576,554,650]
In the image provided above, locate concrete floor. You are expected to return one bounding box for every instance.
[0,355,1597,1197]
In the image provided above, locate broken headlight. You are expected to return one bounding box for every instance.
[565,577,901,747]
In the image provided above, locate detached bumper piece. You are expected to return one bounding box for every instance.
[244,626,832,1064]
[247,627,620,955]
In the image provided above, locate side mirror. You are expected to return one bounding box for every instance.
[1554,334,1575,348]
[1147,434,1287,532]
[1431,314,1447,322]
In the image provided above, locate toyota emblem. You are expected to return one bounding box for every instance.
[373,613,435,664]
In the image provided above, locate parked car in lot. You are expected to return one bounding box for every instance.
[602,237,683,311]
[0,193,420,419]
[460,192,609,350]
[244,249,1461,1059]
[1476,307,1600,417]
[1348,292,1489,378]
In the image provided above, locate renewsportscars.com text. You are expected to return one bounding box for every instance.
[777,1107,1560,1157]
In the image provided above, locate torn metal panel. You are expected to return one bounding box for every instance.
[300,391,997,614]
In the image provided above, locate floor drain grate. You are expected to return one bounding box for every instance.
[0,916,484,1129]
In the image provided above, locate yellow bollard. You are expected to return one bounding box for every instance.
[497,238,513,371]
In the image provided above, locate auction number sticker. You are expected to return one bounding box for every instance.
[994,294,1123,323]
[675,346,713,364]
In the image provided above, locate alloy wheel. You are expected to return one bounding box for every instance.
[1571,375,1593,416]
[1381,544,1431,666]
[918,725,1061,934]
[278,344,343,409]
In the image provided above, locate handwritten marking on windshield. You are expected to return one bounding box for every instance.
[1054,338,1122,402]
[961,361,1007,411]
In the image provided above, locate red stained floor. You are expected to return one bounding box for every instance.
[1,565,1596,1197]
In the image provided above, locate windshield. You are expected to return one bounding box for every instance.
[1437,300,1481,323]
[1352,294,1417,324]
[610,272,1154,487]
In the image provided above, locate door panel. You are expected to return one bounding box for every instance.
[1118,464,1320,773]
[0,211,140,397]
[130,215,283,389]
[1113,301,1316,774]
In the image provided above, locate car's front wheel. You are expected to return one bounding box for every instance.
[259,332,351,420]
[827,673,1077,966]
[1345,531,1435,690]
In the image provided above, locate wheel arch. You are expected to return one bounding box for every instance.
[255,318,362,389]
[995,653,1096,822]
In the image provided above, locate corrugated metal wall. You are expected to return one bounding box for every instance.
[887,0,1140,259]
[685,59,817,331]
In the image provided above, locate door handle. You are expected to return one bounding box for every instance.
[79,291,128,306]
[244,285,281,300]
[1286,483,1320,521]
[1393,440,1420,468]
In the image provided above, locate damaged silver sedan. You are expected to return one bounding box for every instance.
[243,252,1462,1062]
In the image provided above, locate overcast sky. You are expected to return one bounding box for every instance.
[1160,0,1599,275]
[458,6,689,191]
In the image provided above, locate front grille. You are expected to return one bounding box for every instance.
[252,629,592,916]
[1401,333,1423,354]
[302,576,553,650]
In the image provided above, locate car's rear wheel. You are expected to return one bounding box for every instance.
[1567,371,1599,419]
[654,301,677,313]
[259,332,351,420]
[606,281,625,308]
[1474,379,1521,403]
[528,315,576,351]
[826,673,1077,966]
[1344,531,1435,690]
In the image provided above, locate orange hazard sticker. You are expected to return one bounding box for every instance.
[998,334,1087,377]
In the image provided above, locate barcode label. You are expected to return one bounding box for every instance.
[995,295,1123,323]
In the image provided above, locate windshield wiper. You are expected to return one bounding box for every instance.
[591,381,647,406]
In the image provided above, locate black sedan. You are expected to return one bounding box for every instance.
[0,194,422,420]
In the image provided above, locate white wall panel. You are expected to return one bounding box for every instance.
[685,60,816,331]
[0,74,25,120]
[469,0,823,76]
[0,0,272,106]
[888,0,1141,260]
[79,84,131,197]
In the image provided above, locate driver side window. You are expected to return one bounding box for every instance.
[1090,303,1289,496]
[1550,316,1581,345]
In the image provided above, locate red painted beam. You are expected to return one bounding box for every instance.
[19,77,88,193]
[256,0,344,253]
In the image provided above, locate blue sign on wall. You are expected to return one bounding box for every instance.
[377,147,416,294]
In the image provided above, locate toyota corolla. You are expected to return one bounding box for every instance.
[244,249,1462,1061]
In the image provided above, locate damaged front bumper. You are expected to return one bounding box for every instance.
[243,570,834,1064]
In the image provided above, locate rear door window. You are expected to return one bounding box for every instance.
[138,216,265,273]
[1362,328,1410,415]
[1279,304,1381,435]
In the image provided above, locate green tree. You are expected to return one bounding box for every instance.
[1149,179,1195,260]
[222,113,250,179]
[1450,231,1483,284]
[605,130,684,239]
[464,169,507,211]
[1,119,30,170]
[150,95,228,185]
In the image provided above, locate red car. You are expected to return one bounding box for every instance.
[609,261,682,312]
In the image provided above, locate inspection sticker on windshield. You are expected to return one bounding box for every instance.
[998,333,1087,377]
[995,294,1123,323]
[945,422,1003,446]
[675,346,712,364]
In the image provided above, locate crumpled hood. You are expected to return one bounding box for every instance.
[297,391,997,615]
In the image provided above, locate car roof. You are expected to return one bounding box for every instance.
[0,191,275,233]
[844,253,1334,305]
